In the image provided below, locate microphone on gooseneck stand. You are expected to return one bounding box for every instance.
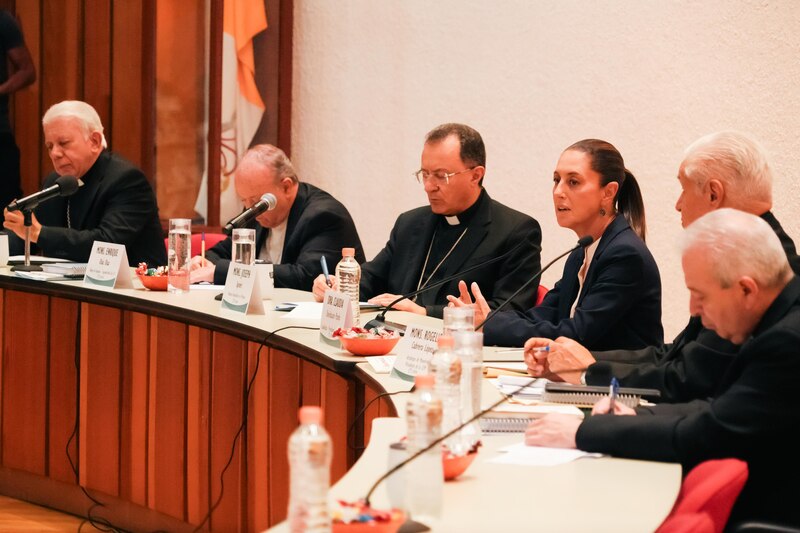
[7,174,80,212]
[222,193,277,235]
[474,235,594,330]
[363,237,538,333]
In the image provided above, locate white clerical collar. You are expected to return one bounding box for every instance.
[445,215,460,226]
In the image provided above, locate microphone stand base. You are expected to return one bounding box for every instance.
[397,519,431,533]
[363,317,407,336]
[11,264,43,272]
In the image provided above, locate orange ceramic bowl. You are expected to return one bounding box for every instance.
[443,448,478,480]
[137,273,169,291]
[339,335,400,356]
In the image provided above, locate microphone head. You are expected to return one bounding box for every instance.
[56,175,80,196]
[577,235,594,248]
[260,193,277,210]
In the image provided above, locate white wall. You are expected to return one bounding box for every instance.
[292,0,800,339]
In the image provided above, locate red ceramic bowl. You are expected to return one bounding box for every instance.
[443,448,478,480]
[339,335,400,356]
[137,273,169,291]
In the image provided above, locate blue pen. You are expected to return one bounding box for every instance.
[608,377,619,415]
[320,255,332,287]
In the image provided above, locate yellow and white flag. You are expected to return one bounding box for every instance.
[195,0,268,223]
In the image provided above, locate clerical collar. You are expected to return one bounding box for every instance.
[440,188,486,227]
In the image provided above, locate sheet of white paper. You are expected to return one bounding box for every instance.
[190,284,226,291]
[366,355,396,374]
[483,362,528,372]
[14,271,68,281]
[490,442,602,467]
[9,255,72,263]
[491,376,549,399]
[281,302,324,320]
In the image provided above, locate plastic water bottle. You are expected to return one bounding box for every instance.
[442,305,474,335]
[288,406,332,533]
[430,336,468,456]
[453,331,483,449]
[405,374,443,523]
[335,247,360,324]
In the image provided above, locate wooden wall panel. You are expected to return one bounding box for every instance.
[1,291,48,474]
[83,0,112,124]
[208,332,247,532]
[187,326,212,525]
[146,316,188,520]
[110,0,145,168]
[323,371,354,483]
[78,302,122,496]
[247,341,270,531]
[121,312,150,507]
[47,297,79,484]
[267,348,300,525]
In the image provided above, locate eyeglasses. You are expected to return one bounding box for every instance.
[413,167,475,185]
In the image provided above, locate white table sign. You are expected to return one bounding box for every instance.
[390,324,441,382]
[256,263,274,299]
[220,264,265,314]
[84,242,133,289]
[319,289,352,344]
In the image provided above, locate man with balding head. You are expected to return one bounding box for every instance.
[191,144,365,289]
[526,131,800,402]
[526,209,800,528]
[3,100,166,266]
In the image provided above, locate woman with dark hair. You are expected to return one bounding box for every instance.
[448,139,663,350]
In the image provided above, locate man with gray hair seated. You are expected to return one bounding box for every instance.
[526,131,800,402]
[3,100,166,266]
[190,144,365,289]
[525,208,800,529]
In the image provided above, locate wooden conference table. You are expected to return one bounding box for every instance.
[0,268,680,532]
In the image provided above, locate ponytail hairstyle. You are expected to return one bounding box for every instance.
[565,139,647,241]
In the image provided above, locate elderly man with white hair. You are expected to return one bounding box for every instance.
[526,208,800,529]
[525,131,800,402]
[3,100,166,266]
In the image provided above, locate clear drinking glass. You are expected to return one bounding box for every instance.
[443,305,475,335]
[167,218,191,293]
[231,228,256,265]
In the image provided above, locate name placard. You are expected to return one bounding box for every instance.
[220,264,265,314]
[256,263,274,299]
[390,324,441,382]
[84,241,132,289]
[320,289,353,344]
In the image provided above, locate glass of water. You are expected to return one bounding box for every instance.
[232,228,256,265]
[168,218,191,293]
[443,305,475,335]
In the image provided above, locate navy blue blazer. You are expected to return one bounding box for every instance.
[482,215,663,349]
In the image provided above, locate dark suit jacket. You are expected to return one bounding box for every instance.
[577,277,800,528]
[7,150,166,266]
[206,182,365,289]
[587,211,800,402]
[360,189,542,318]
[482,215,663,349]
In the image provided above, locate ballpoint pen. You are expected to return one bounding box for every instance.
[201,231,206,262]
[320,255,332,287]
[608,376,619,415]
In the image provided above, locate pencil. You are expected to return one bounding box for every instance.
[201,232,206,262]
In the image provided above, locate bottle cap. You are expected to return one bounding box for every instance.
[414,374,435,388]
[298,405,323,424]
[437,335,454,348]
[342,247,355,257]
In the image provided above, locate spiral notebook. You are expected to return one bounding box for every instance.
[542,383,660,409]
[479,403,584,433]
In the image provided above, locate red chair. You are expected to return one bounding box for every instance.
[163,232,228,258]
[535,284,548,306]
[656,458,748,533]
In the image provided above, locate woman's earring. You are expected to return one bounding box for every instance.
[599,207,607,216]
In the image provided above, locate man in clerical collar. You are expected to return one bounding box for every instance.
[312,122,542,318]
[3,100,166,266]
